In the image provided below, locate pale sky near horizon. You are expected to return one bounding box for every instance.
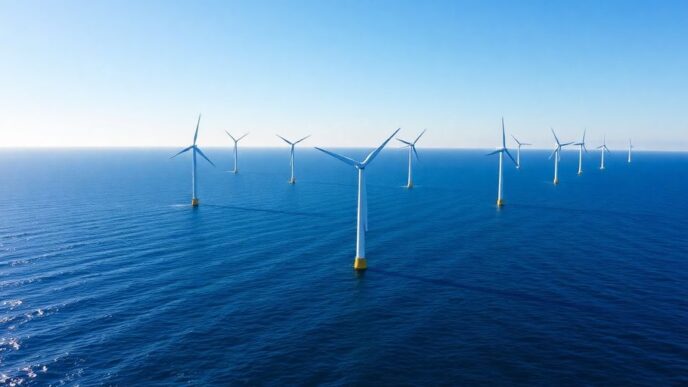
[1,0,687,150]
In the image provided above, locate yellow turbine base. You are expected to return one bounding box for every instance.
[553,179,559,185]
[289,178,296,184]
[407,183,414,189]
[353,257,367,270]
[191,198,199,207]
[496,199,504,207]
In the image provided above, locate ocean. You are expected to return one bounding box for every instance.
[1,148,687,385]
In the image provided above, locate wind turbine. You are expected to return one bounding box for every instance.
[277,134,311,184]
[488,118,517,207]
[628,139,633,163]
[315,128,400,270]
[171,114,215,207]
[549,128,573,185]
[224,131,249,174]
[573,129,588,175]
[510,135,531,169]
[597,136,611,170]
[396,129,425,188]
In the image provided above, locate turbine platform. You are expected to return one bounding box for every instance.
[191,198,199,207]
[289,178,296,184]
[496,199,504,207]
[353,257,367,270]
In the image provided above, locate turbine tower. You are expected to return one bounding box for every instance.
[549,128,572,185]
[597,136,611,170]
[315,128,400,271]
[224,131,249,174]
[628,139,633,163]
[171,114,215,207]
[277,134,311,184]
[573,129,588,175]
[488,118,517,207]
[396,129,426,189]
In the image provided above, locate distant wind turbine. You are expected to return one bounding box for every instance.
[573,129,588,175]
[549,128,573,185]
[628,139,633,163]
[225,131,249,174]
[277,134,311,184]
[396,129,426,189]
[171,114,215,207]
[511,134,531,169]
[597,136,611,170]
[488,118,517,207]
[315,128,400,270]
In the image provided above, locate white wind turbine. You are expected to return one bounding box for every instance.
[171,114,215,207]
[224,131,249,174]
[396,129,425,189]
[628,138,633,163]
[488,118,517,207]
[510,134,531,169]
[549,128,573,185]
[573,129,588,175]
[597,136,611,170]
[315,128,400,270]
[277,134,311,184]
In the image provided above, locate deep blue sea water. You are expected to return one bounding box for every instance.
[1,148,687,385]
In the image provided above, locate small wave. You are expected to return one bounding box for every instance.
[2,300,22,309]
[0,337,21,351]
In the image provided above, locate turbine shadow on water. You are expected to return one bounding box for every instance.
[203,203,329,218]
[372,268,593,312]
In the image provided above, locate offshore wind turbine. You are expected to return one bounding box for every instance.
[224,131,249,174]
[315,128,400,270]
[549,128,573,185]
[573,129,588,175]
[597,136,611,170]
[510,135,531,169]
[396,129,425,188]
[628,139,633,163]
[171,114,215,207]
[277,134,310,184]
[488,118,517,207]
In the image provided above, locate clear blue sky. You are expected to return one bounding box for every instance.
[1,0,686,150]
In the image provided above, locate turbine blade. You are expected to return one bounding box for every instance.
[504,148,517,165]
[412,145,420,160]
[487,149,502,156]
[548,148,557,160]
[396,138,413,146]
[501,117,506,148]
[551,127,560,145]
[361,128,401,166]
[314,147,360,167]
[413,129,426,145]
[522,143,532,146]
[224,130,237,142]
[193,114,201,145]
[276,134,293,145]
[511,134,521,145]
[170,145,193,159]
[582,128,586,143]
[237,132,249,142]
[195,147,215,167]
[293,135,311,145]
[561,142,573,146]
